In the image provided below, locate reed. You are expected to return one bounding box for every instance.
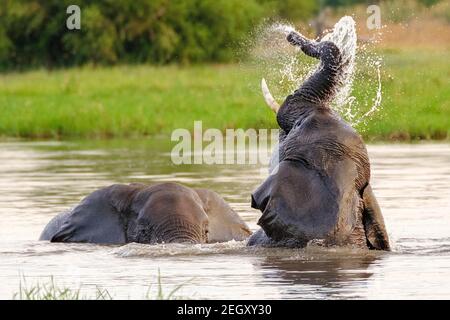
[13,271,189,300]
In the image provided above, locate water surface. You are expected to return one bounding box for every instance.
[0,140,449,299]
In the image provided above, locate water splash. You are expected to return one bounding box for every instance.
[269,23,296,35]
[354,59,382,126]
[112,240,375,258]
[245,22,316,97]
[321,16,357,114]
[248,17,383,127]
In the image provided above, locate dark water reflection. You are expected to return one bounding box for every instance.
[260,255,376,287]
[0,139,449,299]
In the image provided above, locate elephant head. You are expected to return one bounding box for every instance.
[249,31,390,250]
[40,182,251,245]
[130,184,251,243]
[129,183,210,243]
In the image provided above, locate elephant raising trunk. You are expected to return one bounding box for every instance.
[262,31,347,133]
[251,30,390,250]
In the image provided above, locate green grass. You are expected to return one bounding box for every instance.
[13,271,190,300]
[357,49,450,141]
[0,49,448,141]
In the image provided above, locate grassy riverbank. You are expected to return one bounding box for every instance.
[0,49,448,141]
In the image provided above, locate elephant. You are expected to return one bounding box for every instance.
[247,30,390,250]
[40,182,251,244]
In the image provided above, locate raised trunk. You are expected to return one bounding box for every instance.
[276,32,344,133]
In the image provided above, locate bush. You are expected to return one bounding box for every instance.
[258,0,319,21]
[0,0,271,69]
[417,0,442,7]
[0,0,327,70]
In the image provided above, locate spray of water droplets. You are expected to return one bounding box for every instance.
[245,16,383,127]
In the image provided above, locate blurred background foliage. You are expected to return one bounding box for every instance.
[0,0,447,70]
[0,0,264,70]
[0,0,448,140]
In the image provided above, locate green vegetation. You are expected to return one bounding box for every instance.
[0,0,263,69]
[14,276,108,300]
[0,0,323,70]
[0,0,446,70]
[14,272,189,300]
[0,1,447,141]
[324,0,442,8]
[0,63,271,138]
[0,49,448,141]
[359,50,450,141]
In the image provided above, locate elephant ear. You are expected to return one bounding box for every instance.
[195,189,251,242]
[50,184,140,244]
[251,160,340,245]
[362,184,390,251]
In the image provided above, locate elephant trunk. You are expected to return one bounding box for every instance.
[275,32,345,133]
[130,216,206,244]
[287,31,344,104]
[153,217,207,244]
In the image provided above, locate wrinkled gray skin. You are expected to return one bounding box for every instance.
[40,182,251,244]
[248,31,390,250]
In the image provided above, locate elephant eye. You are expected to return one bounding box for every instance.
[293,118,304,129]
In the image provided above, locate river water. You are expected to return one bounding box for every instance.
[0,140,449,299]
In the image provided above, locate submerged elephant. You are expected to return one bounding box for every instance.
[40,182,251,244]
[248,30,390,250]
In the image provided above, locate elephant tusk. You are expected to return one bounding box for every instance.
[261,78,280,113]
